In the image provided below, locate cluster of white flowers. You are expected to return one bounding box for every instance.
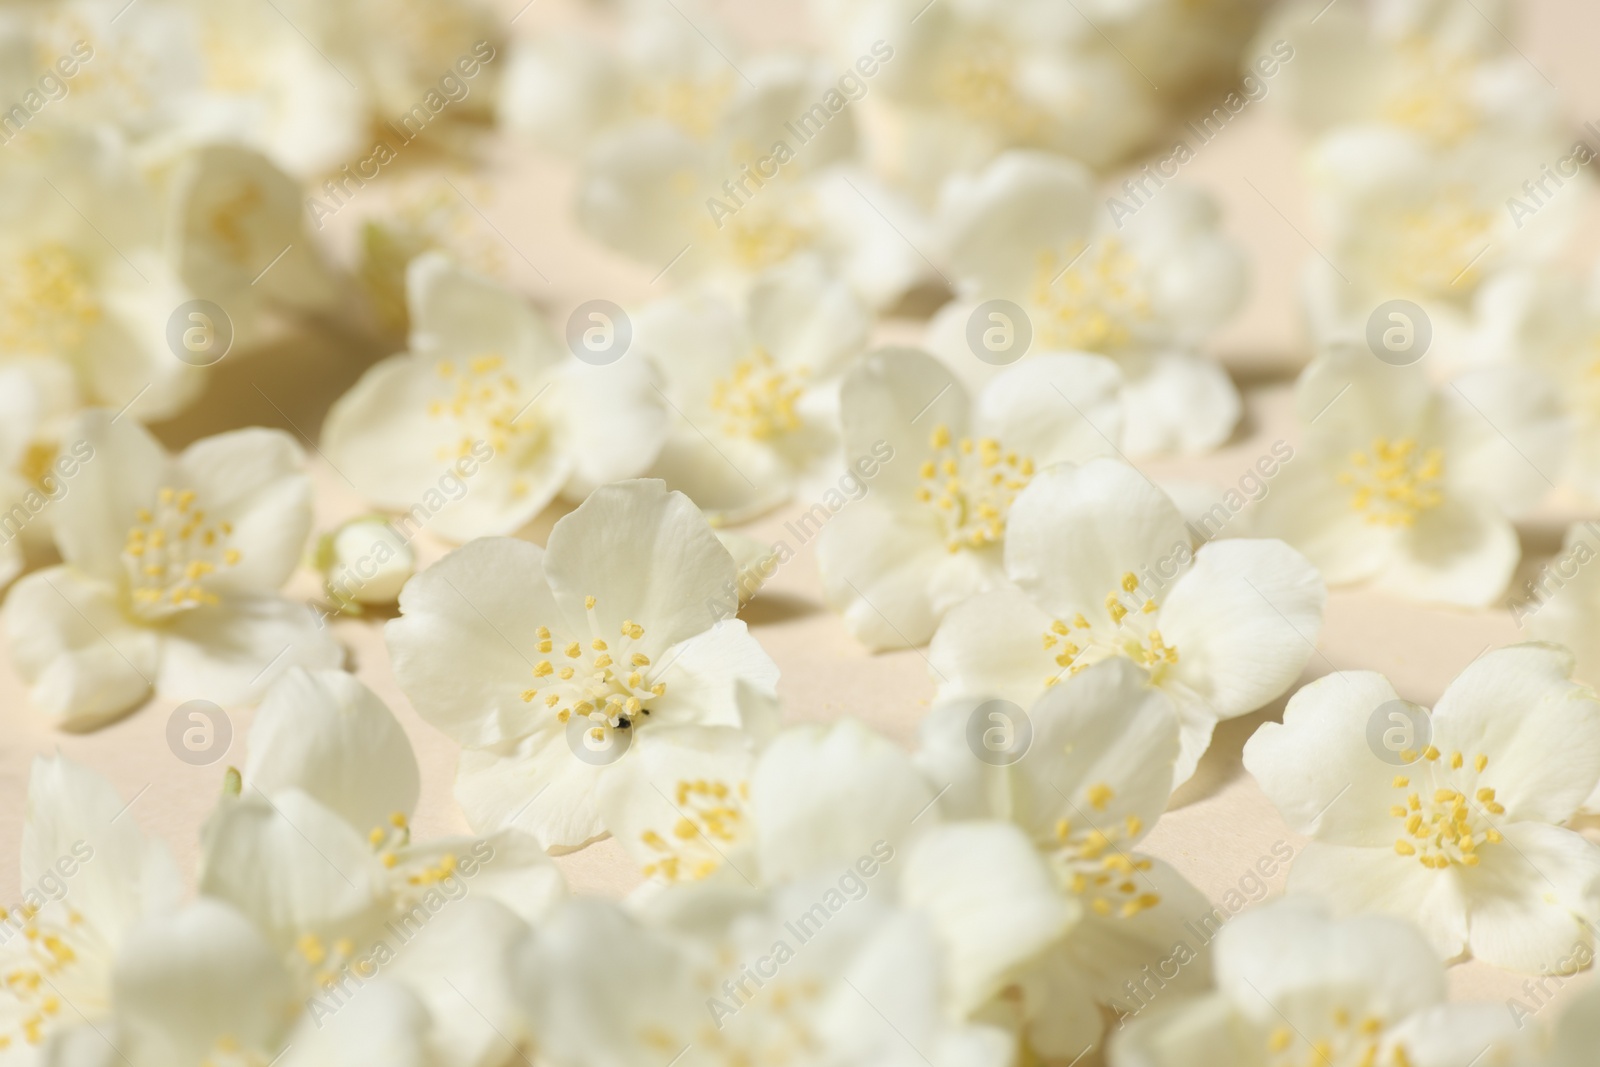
[1,0,1599,1064]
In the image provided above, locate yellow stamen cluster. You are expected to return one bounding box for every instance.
[724,210,813,272]
[1042,573,1177,688]
[0,243,102,355]
[368,811,412,870]
[428,355,544,490]
[631,76,734,138]
[1052,788,1160,919]
[1386,189,1495,295]
[519,598,666,732]
[1337,438,1445,527]
[1265,1007,1401,1067]
[916,424,1035,552]
[936,46,1045,137]
[1389,753,1502,869]
[1031,237,1151,351]
[1380,42,1479,146]
[0,902,81,1049]
[708,349,807,440]
[640,779,750,882]
[122,487,239,619]
[297,931,359,993]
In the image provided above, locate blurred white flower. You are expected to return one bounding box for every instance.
[520,888,1019,1067]
[810,0,1248,199]
[1473,262,1600,497]
[46,897,297,1067]
[0,755,180,1056]
[201,667,563,1065]
[324,253,668,543]
[569,45,930,310]
[1300,125,1580,348]
[1542,980,1600,1067]
[1259,0,1565,147]
[929,458,1324,784]
[1250,347,1566,606]
[4,411,340,727]
[635,254,870,523]
[1244,644,1600,972]
[916,658,1214,1059]
[386,479,780,849]
[816,346,1124,650]
[928,151,1246,455]
[1110,898,1528,1067]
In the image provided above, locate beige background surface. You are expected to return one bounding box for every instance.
[3,0,1600,1038]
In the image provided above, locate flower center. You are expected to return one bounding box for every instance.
[1048,785,1161,919]
[1265,1008,1401,1067]
[1030,238,1151,352]
[1380,42,1480,146]
[0,903,85,1050]
[1336,438,1445,527]
[640,778,750,882]
[722,206,814,271]
[122,487,240,620]
[709,350,807,440]
[0,244,102,355]
[429,355,545,493]
[916,425,1034,553]
[632,76,734,139]
[1389,751,1501,870]
[937,44,1049,136]
[519,596,668,741]
[1384,190,1495,294]
[1041,572,1179,689]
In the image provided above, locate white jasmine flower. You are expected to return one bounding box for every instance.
[46,898,296,1067]
[636,255,870,523]
[501,0,747,155]
[1243,644,1600,972]
[916,659,1214,1057]
[1259,0,1565,147]
[1250,347,1565,606]
[572,53,929,310]
[1299,124,1578,349]
[811,0,1163,198]
[816,346,1125,650]
[597,716,933,889]
[518,876,1023,1067]
[314,517,417,610]
[0,128,204,423]
[597,717,1083,1051]
[202,668,561,1061]
[0,755,180,1055]
[386,479,780,849]
[4,411,340,727]
[1473,263,1600,497]
[927,151,1246,455]
[929,457,1325,784]
[1110,898,1527,1067]
[323,253,668,543]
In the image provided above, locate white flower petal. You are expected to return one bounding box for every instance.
[159,594,342,707]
